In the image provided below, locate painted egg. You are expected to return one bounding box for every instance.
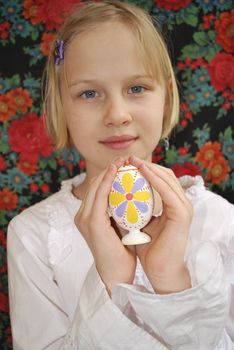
[108,164,154,245]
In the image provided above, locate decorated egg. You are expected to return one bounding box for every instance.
[108,164,154,245]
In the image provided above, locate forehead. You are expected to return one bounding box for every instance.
[64,21,150,81]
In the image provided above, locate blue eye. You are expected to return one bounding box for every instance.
[81,90,97,99]
[129,86,145,94]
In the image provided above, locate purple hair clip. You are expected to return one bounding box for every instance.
[54,39,64,65]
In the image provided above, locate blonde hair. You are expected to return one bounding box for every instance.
[43,0,179,149]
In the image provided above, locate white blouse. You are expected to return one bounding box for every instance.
[7,174,234,349]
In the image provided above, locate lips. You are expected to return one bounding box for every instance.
[102,135,137,143]
[100,135,138,150]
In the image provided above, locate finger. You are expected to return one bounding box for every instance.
[80,157,125,217]
[152,188,163,216]
[112,156,125,168]
[88,164,124,249]
[141,163,191,211]
[110,218,136,254]
[79,168,107,217]
[92,163,118,221]
[130,155,182,189]
[89,157,124,216]
[76,166,118,249]
[131,161,192,223]
[129,156,189,207]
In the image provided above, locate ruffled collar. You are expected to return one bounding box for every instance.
[60,172,86,203]
[179,175,206,200]
[47,173,205,266]
[60,172,205,201]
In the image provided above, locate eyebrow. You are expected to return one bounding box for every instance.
[68,74,154,88]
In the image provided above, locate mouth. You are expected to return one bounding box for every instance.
[100,135,138,150]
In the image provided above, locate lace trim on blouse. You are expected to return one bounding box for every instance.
[46,174,205,266]
[179,175,205,200]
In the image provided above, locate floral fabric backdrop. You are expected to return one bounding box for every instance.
[0,0,233,347]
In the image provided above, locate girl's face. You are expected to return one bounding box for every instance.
[61,21,166,177]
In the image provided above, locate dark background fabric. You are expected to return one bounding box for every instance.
[0,0,233,347]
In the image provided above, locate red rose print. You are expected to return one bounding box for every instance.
[23,0,41,25]
[203,14,215,30]
[206,156,230,185]
[0,292,9,313]
[17,153,38,175]
[180,119,188,128]
[78,159,86,169]
[215,10,234,53]
[0,156,6,171]
[0,230,6,248]
[178,147,189,155]
[171,162,202,178]
[0,92,17,122]
[209,53,234,91]
[40,32,56,56]
[30,183,39,192]
[155,0,192,11]
[41,184,50,193]
[10,88,33,113]
[23,0,79,29]
[152,146,163,163]
[0,189,18,211]
[0,21,10,40]
[8,113,54,162]
[38,0,80,30]
[196,141,222,168]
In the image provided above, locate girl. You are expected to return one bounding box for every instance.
[7,1,234,349]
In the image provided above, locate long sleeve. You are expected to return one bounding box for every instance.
[7,175,234,349]
[7,207,167,350]
[62,264,168,349]
[8,220,69,349]
[111,181,234,350]
[112,242,233,350]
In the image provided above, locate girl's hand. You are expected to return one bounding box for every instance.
[74,158,136,295]
[129,156,192,294]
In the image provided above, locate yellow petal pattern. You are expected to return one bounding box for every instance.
[122,173,133,193]
[133,191,150,201]
[109,192,125,205]
[126,201,138,224]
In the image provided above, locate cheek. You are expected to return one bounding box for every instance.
[141,103,164,130]
[139,99,164,147]
[67,115,99,155]
[64,102,87,133]
[67,117,87,143]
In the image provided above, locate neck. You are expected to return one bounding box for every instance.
[72,163,104,200]
[73,153,153,200]
[72,177,90,200]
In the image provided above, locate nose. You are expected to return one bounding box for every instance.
[103,96,132,127]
